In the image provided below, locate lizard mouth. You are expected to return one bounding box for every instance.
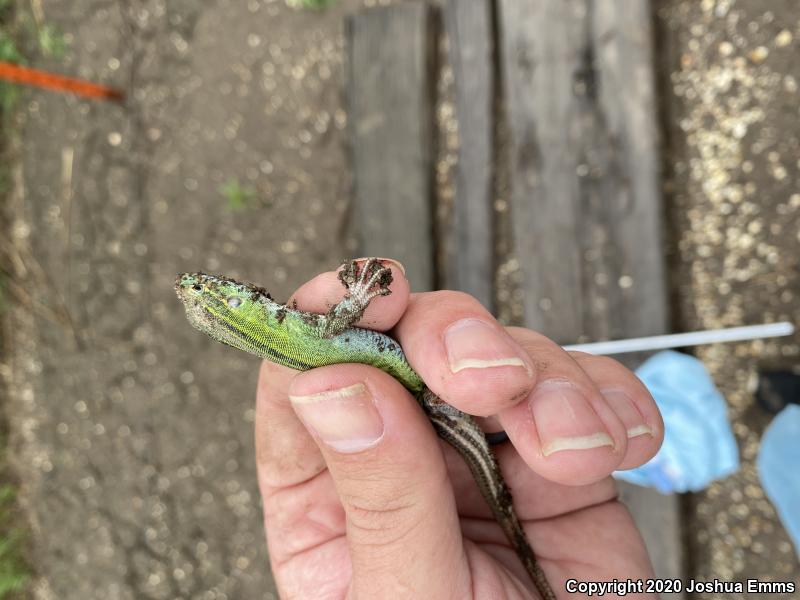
[174,274,190,304]
[174,272,205,300]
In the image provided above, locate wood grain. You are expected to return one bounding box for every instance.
[346,2,436,292]
[443,0,494,309]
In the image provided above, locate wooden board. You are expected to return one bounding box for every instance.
[496,0,586,343]
[497,0,682,593]
[443,0,494,310]
[346,2,436,292]
[588,1,668,341]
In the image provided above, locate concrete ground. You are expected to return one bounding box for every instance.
[1,0,798,599]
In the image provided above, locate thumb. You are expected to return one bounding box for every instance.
[288,364,472,598]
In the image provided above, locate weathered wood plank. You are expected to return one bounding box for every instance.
[497,0,585,343]
[589,1,668,340]
[497,0,668,342]
[618,481,685,595]
[346,3,436,292]
[443,0,494,310]
[498,0,680,593]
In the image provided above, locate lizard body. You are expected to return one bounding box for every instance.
[175,258,555,599]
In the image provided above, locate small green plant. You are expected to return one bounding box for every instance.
[0,485,29,596]
[0,30,22,61]
[1,2,55,596]
[34,24,65,59]
[0,27,23,116]
[0,1,68,117]
[286,0,333,10]
[219,178,259,211]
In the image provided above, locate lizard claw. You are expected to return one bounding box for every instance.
[337,260,359,289]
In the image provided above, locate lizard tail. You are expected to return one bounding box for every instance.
[419,388,556,599]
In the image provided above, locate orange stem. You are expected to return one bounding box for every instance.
[0,61,123,101]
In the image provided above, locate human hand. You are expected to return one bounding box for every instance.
[255,261,663,599]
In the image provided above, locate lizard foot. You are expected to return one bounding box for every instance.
[338,258,393,300]
[321,259,394,338]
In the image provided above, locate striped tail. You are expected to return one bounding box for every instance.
[419,387,556,600]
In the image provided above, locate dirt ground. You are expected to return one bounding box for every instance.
[657,1,800,595]
[1,0,798,599]
[5,1,365,597]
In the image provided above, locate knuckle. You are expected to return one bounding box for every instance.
[583,354,626,372]
[413,289,487,315]
[340,485,421,538]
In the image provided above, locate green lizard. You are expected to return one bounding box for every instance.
[175,258,555,599]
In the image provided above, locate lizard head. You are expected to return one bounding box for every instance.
[174,272,274,352]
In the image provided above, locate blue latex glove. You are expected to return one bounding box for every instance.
[757,404,800,558]
[614,350,740,493]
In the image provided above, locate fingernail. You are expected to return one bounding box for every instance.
[290,383,384,453]
[530,380,614,457]
[602,389,654,439]
[444,318,531,375]
[353,257,406,275]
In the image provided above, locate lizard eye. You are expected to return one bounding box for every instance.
[192,284,203,292]
[227,296,243,308]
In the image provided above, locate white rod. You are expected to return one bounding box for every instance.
[562,322,795,355]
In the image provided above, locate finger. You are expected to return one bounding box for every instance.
[289,258,409,331]
[393,291,537,416]
[497,328,628,486]
[482,500,655,594]
[255,360,325,493]
[262,467,348,583]
[257,259,407,495]
[444,442,618,521]
[569,353,664,470]
[256,359,349,578]
[288,363,472,598]
[531,501,656,589]
[257,260,409,588]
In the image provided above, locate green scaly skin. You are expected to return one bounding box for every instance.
[175,258,555,600]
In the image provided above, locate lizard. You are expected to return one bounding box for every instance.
[175,257,556,599]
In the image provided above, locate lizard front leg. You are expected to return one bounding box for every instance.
[320,258,393,338]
